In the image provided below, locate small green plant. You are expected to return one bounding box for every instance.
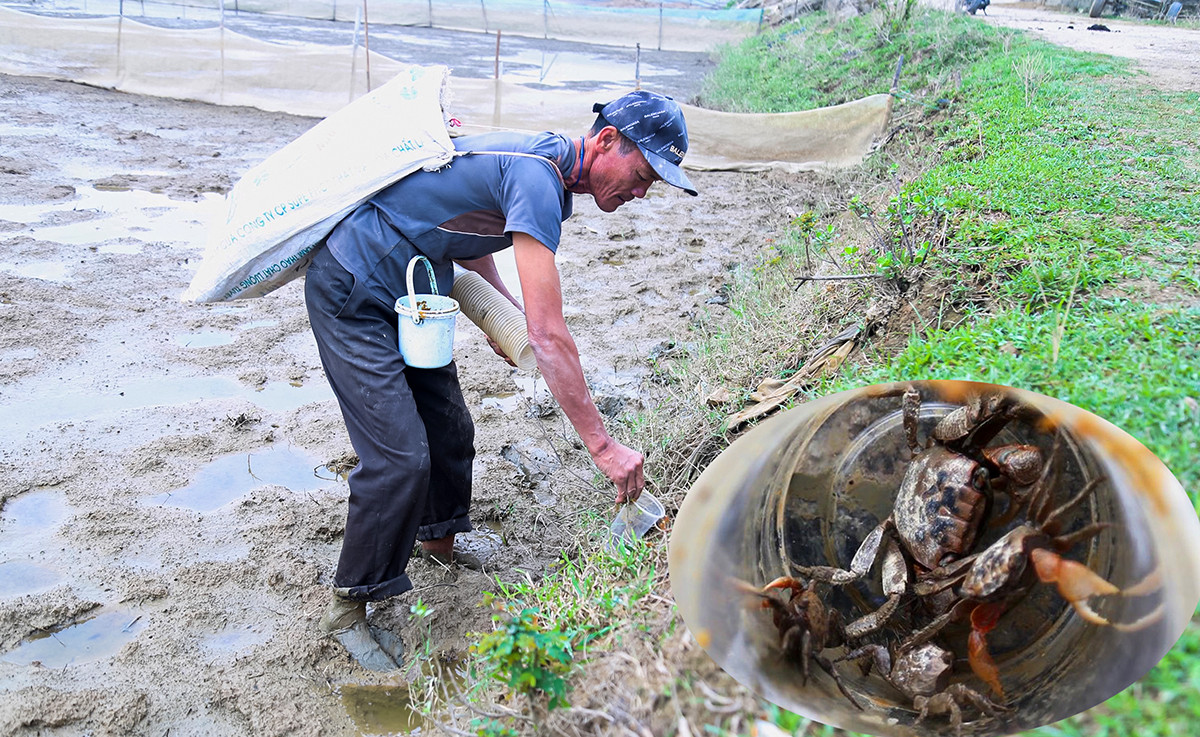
[406,596,435,664]
[847,192,943,280]
[470,607,577,711]
[470,717,520,737]
[877,0,921,40]
[410,597,432,619]
[789,211,839,270]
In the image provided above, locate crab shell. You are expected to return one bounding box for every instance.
[893,446,991,570]
[892,643,955,700]
[669,380,1200,737]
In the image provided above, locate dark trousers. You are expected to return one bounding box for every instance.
[305,245,475,601]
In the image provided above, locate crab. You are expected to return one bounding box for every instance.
[838,641,1008,735]
[799,387,1128,700]
[901,470,1122,699]
[734,575,864,709]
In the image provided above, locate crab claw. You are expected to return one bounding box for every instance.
[1030,548,1119,625]
[983,443,1043,487]
[967,602,1007,700]
[762,576,809,595]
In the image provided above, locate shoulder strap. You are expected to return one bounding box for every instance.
[455,149,567,189]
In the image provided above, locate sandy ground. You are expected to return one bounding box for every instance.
[970,0,1200,92]
[2,6,1199,737]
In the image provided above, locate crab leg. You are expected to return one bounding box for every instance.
[899,598,974,653]
[845,536,909,639]
[1029,548,1119,625]
[1052,522,1111,551]
[913,553,979,597]
[902,387,923,454]
[967,602,1008,699]
[1041,477,1104,533]
[815,652,865,710]
[762,576,808,595]
[799,522,889,586]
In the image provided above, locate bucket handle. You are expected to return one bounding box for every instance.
[404,255,439,325]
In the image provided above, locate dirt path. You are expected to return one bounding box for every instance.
[0,70,806,735]
[976,0,1200,92]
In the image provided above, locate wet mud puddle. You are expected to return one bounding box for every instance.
[143,444,337,512]
[339,665,469,735]
[0,185,218,273]
[0,448,332,674]
[0,609,147,668]
[0,490,144,669]
[5,376,334,438]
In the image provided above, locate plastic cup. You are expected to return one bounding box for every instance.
[609,490,665,546]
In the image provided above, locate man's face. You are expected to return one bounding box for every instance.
[589,133,660,213]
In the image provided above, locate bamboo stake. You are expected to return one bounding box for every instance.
[350,4,361,101]
[658,1,663,51]
[363,0,372,92]
[218,0,225,105]
[635,43,641,90]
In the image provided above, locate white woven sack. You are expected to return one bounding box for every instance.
[182,65,456,303]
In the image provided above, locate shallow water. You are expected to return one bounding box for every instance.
[340,684,425,735]
[143,444,336,512]
[0,560,65,598]
[0,489,74,558]
[3,377,334,436]
[0,186,218,252]
[0,609,147,668]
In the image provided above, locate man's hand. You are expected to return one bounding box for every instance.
[486,336,517,367]
[591,439,644,504]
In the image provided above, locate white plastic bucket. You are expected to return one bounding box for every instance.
[394,256,459,369]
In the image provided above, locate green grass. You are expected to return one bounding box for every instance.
[837,300,1200,500]
[906,44,1200,305]
[423,516,665,728]
[700,8,997,111]
[674,8,1200,737]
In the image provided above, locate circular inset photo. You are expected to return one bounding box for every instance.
[669,380,1199,737]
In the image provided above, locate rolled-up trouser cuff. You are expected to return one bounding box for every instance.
[417,514,473,542]
[335,572,414,603]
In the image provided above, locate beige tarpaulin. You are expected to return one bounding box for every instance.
[449,78,893,172]
[0,7,891,171]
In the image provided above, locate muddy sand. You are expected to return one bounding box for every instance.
[0,67,804,735]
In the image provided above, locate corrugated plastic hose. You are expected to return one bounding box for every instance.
[450,269,536,371]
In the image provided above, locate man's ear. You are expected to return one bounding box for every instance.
[596,125,621,152]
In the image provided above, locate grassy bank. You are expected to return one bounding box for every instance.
[427,8,1199,736]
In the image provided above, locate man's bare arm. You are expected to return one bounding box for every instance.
[511,232,644,502]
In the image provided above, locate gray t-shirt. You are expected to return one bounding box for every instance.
[326,131,576,308]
